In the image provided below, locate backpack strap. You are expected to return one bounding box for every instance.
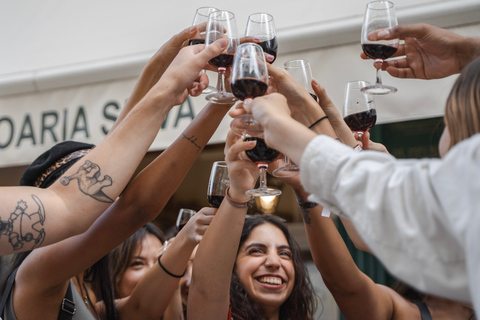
[412,299,432,320]
[0,268,18,318]
[58,281,76,320]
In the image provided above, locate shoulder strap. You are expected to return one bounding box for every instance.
[0,268,18,317]
[58,281,76,320]
[412,299,433,320]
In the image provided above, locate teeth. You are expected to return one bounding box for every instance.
[258,276,282,285]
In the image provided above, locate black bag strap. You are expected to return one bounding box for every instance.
[0,267,18,318]
[412,299,433,320]
[58,281,76,320]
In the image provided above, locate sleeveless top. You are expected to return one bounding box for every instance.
[412,299,432,320]
[2,279,97,320]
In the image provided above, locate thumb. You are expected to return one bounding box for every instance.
[198,38,228,62]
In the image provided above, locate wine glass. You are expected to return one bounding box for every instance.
[190,7,219,94]
[230,43,269,137]
[207,161,230,208]
[360,0,399,95]
[245,13,278,63]
[176,208,196,231]
[272,59,316,177]
[343,80,377,138]
[205,10,240,104]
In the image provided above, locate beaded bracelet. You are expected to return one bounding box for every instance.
[308,115,328,129]
[158,254,185,278]
[225,186,254,208]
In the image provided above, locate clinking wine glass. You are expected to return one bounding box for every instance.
[343,80,377,138]
[205,10,240,104]
[207,161,230,208]
[272,59,316,177]
[190,7,219,94]
[176,208,196,231]
[361,0,399,95]
[245,13,278,64]
[229,43,281,197]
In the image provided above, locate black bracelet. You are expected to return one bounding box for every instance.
[297,199,319,209]
[308,115,329,129]
[158,254,186,278]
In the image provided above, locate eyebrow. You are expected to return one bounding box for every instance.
[245,243,291,251]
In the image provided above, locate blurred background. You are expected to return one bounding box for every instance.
[1,1,479,318]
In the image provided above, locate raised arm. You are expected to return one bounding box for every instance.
[361,23,480,79]
[188,131,259,320]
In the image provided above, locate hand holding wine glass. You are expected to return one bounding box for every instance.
[361,0,399,94]
[245,13,278,63]
[207,161,230,208]
[343,80,377,139]
[205,10,240,104]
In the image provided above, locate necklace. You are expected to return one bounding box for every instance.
[75,275,89,306]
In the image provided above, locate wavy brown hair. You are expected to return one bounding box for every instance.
[444,57,480,149]
[229,215,317,320]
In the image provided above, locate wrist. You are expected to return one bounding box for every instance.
[225,186,254,208]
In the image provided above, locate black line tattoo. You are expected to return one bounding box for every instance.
[182,133,201,151]
[60,160,114,203]
[300,207,312,226]
[0,195,46,251]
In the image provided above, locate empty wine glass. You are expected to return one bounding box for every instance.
[176,208,196,231]
[190,7,219,94]
[343,80,377,138]
[230,43,269,137]
[205,10,240,104]
[361,1,399,95]
[207,161,230,208]
[272,59,316,177]
[245,13,278,63]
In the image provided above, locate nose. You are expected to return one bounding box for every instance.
[264,254,281,269]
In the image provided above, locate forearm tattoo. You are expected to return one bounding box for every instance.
[1,195,46,251]
[60,160,114,203]
[182,133,201,151]
[300,207,312,227]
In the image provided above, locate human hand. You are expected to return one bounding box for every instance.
[224,130,259,202]
[154,38,228,106]
[179,207,217,244]
[360,23,471,79]
[355,131,389,154]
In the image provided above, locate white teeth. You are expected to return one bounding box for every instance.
[258,276,282,285]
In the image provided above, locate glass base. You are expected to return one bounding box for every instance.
[272,165,300,178]
[246,187,282,197]
[206,92,238,104]
[201,85,217,95]
[230,114,264,137]
[361,84,397,95]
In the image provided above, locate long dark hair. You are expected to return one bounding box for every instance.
[229,215,317,320]
[86,223,165,320]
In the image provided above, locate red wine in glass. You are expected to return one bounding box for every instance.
[177,222,187,231]
[207,195,224,208]
[310,93,318,102]
[231,78,268,101]
[343,109,377,132]
[245,137,280,164]
[361,44,397,60]
[258,37,278,63]
[209,53,235,69]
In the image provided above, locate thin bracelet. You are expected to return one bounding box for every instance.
[225,186,253,208]
[158,254,185,278]
[308,115,328,129]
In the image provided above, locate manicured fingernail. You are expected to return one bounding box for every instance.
[312,78,319,86]
[254,37,260,41]
[190,26,196,32]
[267,54,274,60]
[378,30,390,37]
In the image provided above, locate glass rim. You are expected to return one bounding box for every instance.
[247,12,274,23]
[195,6,220,18]
[284,59,311,68]
[366,0,395,9]
[209,10,235,21]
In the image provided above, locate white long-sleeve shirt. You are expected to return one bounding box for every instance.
[300,133,480,311]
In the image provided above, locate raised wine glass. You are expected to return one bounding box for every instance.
[207,161,230,208]
[190,7,219,94]
[205,10,240,104]
[343,80,377,138]
[229,43,281,197]
[272,59,316,177]
[245,13,278,63]
[176,208,196,231]
[361,0,399,95]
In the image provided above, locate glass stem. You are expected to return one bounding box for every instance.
[284,155,291,166]
[374,59,383,86]
[258,165,268,190]
[217,67,227,96]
